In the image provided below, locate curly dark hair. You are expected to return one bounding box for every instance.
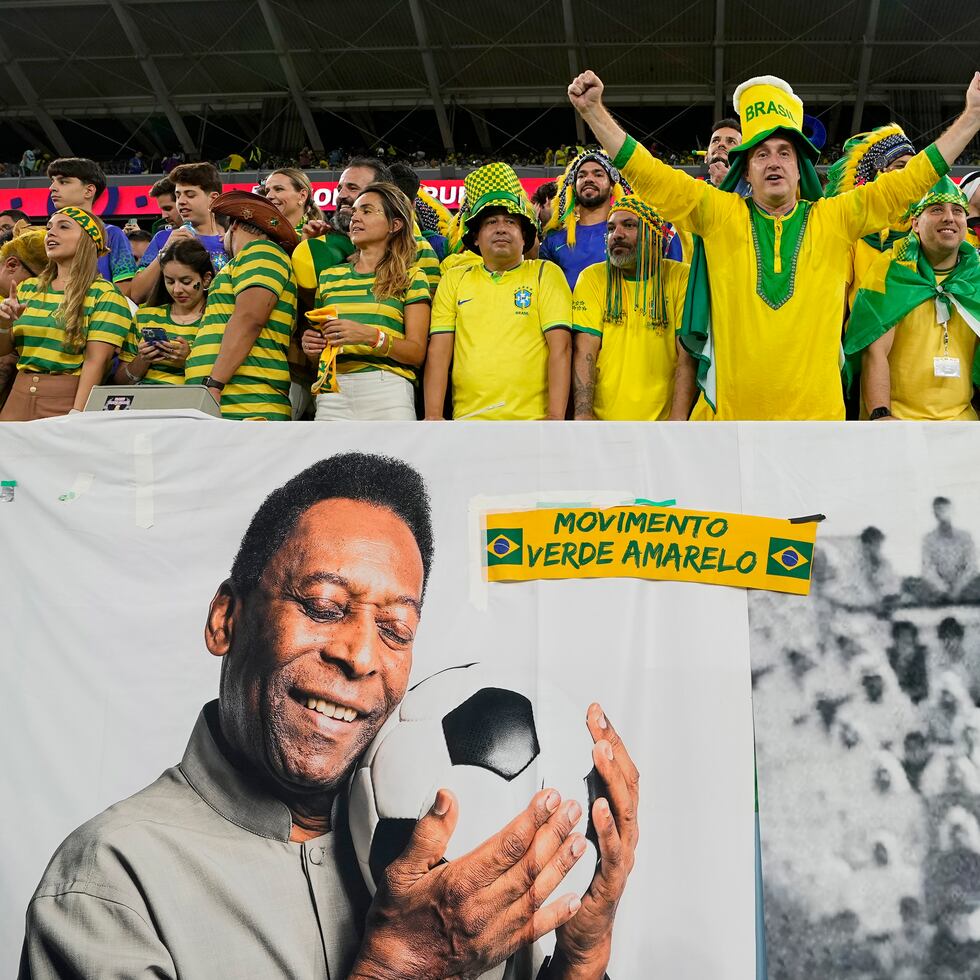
[229,453,434,601]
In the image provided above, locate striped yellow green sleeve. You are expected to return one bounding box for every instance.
[85,281,133,348]
[924,142,949,178]
[611,134,639,172]
[415,229,441,296]
[833,143,954,242]
[291,239,317,291]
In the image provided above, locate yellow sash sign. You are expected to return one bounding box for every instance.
[484,505,819,595]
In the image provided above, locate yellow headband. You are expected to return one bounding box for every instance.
[54,206,108,256]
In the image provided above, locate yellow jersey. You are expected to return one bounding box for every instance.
[572,260,690,420]
[882,272,978,421]
[430,259,572,420]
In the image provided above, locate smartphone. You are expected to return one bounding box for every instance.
[141,327,169,346]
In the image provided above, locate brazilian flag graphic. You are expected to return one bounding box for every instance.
[766,537,813,579]
[486,529,523,566]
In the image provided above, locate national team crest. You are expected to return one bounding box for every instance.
[514,288,532,309]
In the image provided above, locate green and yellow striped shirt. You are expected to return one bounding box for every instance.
[120,305,201,386]
[315,263,431,384]
[185,238,298,420]
[12,277,132,375]
[414,226,441,297]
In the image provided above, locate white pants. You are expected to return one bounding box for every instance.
[314,369,417,421]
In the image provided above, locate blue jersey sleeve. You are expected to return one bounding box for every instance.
[538,232,559,264]
[137,229,173,271]
[106,225,137,283]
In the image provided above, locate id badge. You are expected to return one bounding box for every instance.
[934,356,961,378]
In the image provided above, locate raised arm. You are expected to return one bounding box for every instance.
[568,71,730,236]
[935,72,980,167]
[567,71,629,162]
[832,72,980,241]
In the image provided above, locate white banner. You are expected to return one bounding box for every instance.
[1,417,757,978]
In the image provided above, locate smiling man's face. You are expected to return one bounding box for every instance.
[912,202,967,266]
[215,498,424,798]
[575,161,612,210]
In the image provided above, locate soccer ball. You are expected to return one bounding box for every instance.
[348,662,601,902]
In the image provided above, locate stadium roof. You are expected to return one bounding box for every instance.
[3,0,979,157]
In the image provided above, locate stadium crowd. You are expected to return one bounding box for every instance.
[0,68,979,423]
[752,495,980,979]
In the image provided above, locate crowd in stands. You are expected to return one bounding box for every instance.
[6,137,980,181]
[0,68,979,423]
[753,495,980,978]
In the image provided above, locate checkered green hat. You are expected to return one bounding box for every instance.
[910,175,969,217]
[450,162,539,254]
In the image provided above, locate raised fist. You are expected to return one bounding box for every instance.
[567,71,605,114]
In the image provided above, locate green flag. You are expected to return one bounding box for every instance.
[843,232,980,385]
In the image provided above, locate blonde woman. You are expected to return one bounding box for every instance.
[301,182,430,420]
[0,207,132,420]
[264,168,323,234]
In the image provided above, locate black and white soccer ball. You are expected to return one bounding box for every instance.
[348,662,601,900]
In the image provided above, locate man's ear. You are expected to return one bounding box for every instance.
[206,580,238,658]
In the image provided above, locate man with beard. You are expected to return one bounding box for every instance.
[570,195,693,420]
[21,453,639,980]
[540,151,639,289]
[290,158,386,310]
[293,158,440,302]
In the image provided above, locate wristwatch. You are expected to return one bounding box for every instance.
[868,406,892,420]
[201,376,226,391]
[538,957,610,979]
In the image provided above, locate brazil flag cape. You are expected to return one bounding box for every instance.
[678,159,824,412]
[843,234,980,385]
